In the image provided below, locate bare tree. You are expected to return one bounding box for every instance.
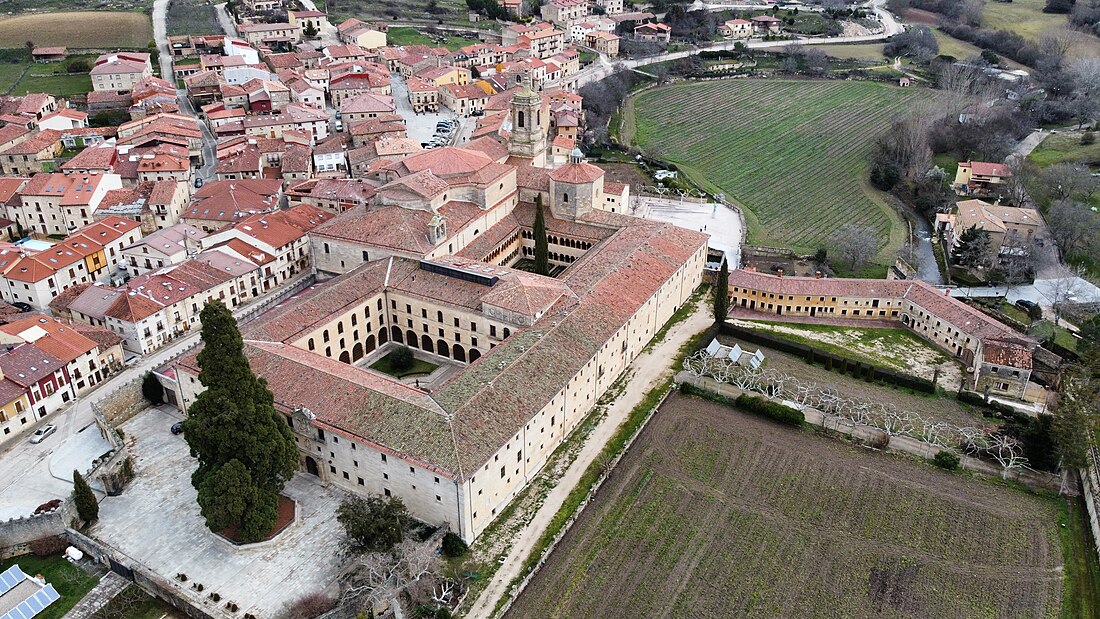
[987,434,1028,479]
[829,224,879,272]
[1047,264,1089,321]
[1046,200,1100,258]
[340,540,443,610]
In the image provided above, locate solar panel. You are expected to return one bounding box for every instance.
[0,564,26,594]
[1,584,60,619]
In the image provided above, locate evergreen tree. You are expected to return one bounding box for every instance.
[182,301,297,542]
[73,470,98,523]
[303,21,319,39]
[533,195,549,276]
[712,259,729,323]
[142,372,163,404]
[951,226,991,269]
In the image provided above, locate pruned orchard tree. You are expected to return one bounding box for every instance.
[987,434,1029,478]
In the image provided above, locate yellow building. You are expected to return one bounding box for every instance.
[0,370,33,446]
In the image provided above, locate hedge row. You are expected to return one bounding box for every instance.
[680,382,804,427]
[718,323,936,393]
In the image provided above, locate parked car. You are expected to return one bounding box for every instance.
[194,177,204,189]
[29,424,56,444]
[171,422,184,435]
[1015,299,1039,311]
[12,301,32,312]
[335,120,343,131]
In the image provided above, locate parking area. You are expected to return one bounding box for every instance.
[0,419,109,521]
[389,72,465,146]
[92,406,348,617]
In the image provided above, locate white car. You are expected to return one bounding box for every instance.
[29,424,56,444]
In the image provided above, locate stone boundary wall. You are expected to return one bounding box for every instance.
[1080,451,1100,562]
[0,501,77,559]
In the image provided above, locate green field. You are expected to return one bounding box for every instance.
[386,26,480,51]
[1029,131,1100,168]
[982,0,1100,59]
[816,42,887,61]
[627,79,932,265]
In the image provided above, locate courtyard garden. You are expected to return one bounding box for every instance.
[0,552,100,619]
[369,345,438,378]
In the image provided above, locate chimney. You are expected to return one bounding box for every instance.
[777,268,783,278]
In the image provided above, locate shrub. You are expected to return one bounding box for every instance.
[734,394,805,427]
[73,470,98,523]
[390,345,414,372]
[29,536,67,556]
[932,450,961,470]
[282,593,335,619]
[1081,131,1096,146]
[441,531,469,558]
[65,59,91,73]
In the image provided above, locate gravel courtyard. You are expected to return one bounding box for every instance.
[92,406,348,617]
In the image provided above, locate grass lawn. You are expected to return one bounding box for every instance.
[815,42,887,61]
[0,554,99,619]
[1059,498,1100,619]
[386,26,480,51]
[12,70,91,98]
[1031,321,1080,352]
[0,62,27,94]
[1029,131,1100,168]
[167,0,224,36]
[628,79,932,265]
[370,349,438,378]
[982,0,1100,59]
[733,320,952,375]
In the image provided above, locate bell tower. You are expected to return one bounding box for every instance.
[508,76,547,167]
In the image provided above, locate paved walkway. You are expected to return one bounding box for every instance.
[465,297,712,619]
[62,571,128,619]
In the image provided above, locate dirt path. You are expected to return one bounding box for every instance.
[464,298,712,619]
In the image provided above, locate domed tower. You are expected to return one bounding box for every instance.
[549,148,605,220]
[508,77,547,167]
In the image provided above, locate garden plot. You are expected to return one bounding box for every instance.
[506,393,1065,619]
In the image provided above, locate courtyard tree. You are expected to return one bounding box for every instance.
[533,195,549,276]
[303,21,319,39]
[337,494,410,553]
[182,301,298,542]
[73,469,99,523]
[712,259,729,323]
[951,226,991,269]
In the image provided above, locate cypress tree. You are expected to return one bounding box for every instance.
[533,195,549,276]
[713,259,729,323]
[73,470,98,523]
[183,301,297,542]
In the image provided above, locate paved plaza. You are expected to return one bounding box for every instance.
[633,196,743,268]
[92,406,348,618]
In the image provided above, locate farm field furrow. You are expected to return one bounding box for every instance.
[505,393,1064,619]
[629,79,932,262]
[0,12,152,49]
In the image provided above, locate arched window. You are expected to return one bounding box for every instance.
[562,193,569,203]
[323,330,330,343]
[337,321,344,334]
[517,110,525,128]
[308,338,315,351]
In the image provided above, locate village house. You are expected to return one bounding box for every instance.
[587,31,620,56]
[634,22,672,43]
[31,47,67,63]
[0,314,121,396]
[90,52,154,93]
[750,15,783,35]
[719,18,753,38]
[541,0,587,28]
[8,172,124,236]
[406,77,440,113]
[0,129,63,176]
[120,223,208,277]
[181,179,284,232]
[954,160,1011,196]
[935,199,1044,257]
[337,18,388,49]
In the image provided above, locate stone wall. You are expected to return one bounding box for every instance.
[0,500,77,559]
[95,376,149,427]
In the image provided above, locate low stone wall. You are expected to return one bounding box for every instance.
[1081,453,1100,562]
[0,500,77,559]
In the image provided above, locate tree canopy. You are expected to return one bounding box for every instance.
[533,195,549,276]
[713,259,729,323]
[182,301,297,542]
[337,494,410,553]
